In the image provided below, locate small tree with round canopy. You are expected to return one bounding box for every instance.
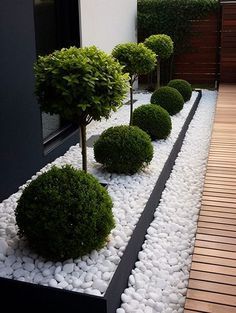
[112,43,156,125]
[144,34,174,89]
[34,46,129,172]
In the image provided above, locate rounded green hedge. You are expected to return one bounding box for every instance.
[144,34,174,59]
[15,165,115,260]
[132,104,172,140]
[150,86,184,115]
[112,43,156,76]
[94,126,153,174]
[168,79,192,102]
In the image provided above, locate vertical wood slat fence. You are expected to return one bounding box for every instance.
[173,13,220,85]
[220,3,236,82]
[139,1,236,86]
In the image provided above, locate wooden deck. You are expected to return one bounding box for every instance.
[184,84,236,313]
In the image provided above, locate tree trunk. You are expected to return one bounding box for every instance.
[169,54,174,82]
[80,124,87,172]
[156,57,161,90]
[129,78,133,126]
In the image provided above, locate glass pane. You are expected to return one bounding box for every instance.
[34,0,80,141]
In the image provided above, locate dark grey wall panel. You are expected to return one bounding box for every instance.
[0,1,79,201]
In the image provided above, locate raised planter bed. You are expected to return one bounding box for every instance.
[0,91,202,313]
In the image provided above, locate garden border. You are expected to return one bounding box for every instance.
[0,91,202,313]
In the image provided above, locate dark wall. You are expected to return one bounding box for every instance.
[0,1,79,201]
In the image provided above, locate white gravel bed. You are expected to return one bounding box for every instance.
[0,91,198,297]
[118,90,217,313]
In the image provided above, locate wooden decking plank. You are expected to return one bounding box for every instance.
[188,279,236,296]
[197,221,236,231]
[185,299,236,313]
[200,210,236,219]
[197,227,236,238]
[198,216,236,226]
[190,270,236,285]
[201,205,236,214]
[195,240,236,252]
[192,254,236,268]
[203,187,236,194]
[196,233,236,245]
[193,247,236,261]
[201,200,236,208]
[203,191,236,199]
[187,289,236,306]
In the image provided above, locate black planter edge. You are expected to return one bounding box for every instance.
[104,90,202,313]
[0,91,202,313]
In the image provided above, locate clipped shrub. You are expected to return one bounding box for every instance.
[144,34,174,89]
[144,34,174,60]
[151,86,184,115]
[112,43,156,77]
[15,165,115,260]
[94,126,153,174]
[34,46,129,172]
[168,79,192,102]
[112,43,156,125]
[133,104,172,140]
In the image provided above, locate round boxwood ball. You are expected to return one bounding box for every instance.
[132,104,172,140]
[150,86,184,115]
[168,79,192,102]
[15,165,115,260]
[94,125,153,174]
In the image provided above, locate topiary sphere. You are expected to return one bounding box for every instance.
[168,79,192,102]
[144,34,174,59]
[112,42,156,76]
[150,86,184,116]
[94,126,153,174]
[132,104,172,140]
[15,165,115,260]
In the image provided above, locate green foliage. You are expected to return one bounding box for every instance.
[168,79,192,102]
[138,0,219,53]
[112,43,156,78]
[15,165,115,260]
[94,126,153,174]
[151,86,184,115]
[133,104,172,140]
[144,34,174,59]
[34,46,129,123]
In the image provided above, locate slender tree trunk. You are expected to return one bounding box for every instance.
[129,78,133,126]
[156,57,161,90]
[80,124,87,172]
[169,54,174,81]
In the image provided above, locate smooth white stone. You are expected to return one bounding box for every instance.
[5,255,16,267]
[72,278,82,288]
[55,274,64,283]
[63,263,74,274]
[169,293,179,304]
[49,279,58,288]
[23,263,35,272]
[92,279,107,293]
[0,239,8,255]
[58,280,68,289]
[102,272,111,281]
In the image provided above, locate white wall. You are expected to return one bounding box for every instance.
[79,0,137,53]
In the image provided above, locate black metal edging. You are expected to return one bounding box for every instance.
[0,91,202,313]
[104,90,202,313]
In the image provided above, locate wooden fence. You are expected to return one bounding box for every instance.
[139,2,236,87]
[173,13,220,86]
[220,3,236,82]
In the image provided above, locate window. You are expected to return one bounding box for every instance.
[34,0,80,147]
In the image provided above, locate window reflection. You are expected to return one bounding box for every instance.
[34,0,80,141]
